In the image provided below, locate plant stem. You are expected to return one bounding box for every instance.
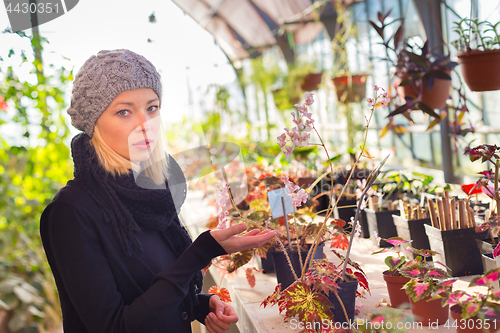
[332,288,350,324]
[291,207,304,279]
[275,237,299,283]
[496,161,499,220]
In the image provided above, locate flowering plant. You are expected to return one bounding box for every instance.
[257,87,391,327]
[441,267,500,319]
[209,85,390,327]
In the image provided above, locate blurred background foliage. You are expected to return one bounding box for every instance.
[0,29,72,332]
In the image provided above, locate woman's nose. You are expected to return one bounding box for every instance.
[136,112,151,132]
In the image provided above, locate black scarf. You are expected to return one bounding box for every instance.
[71,132,203,319]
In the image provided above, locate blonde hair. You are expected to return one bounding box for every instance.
[91,125,169,184]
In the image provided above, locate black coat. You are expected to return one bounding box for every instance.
[40,179,226,333]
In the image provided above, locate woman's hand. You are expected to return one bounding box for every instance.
[205,296,238,333]
[210,224,278,254]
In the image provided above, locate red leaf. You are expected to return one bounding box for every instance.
[202,262,211,275]
[208,286,232,303]
[331,219,346,227]
[461,183,482,195]
[246,268,256,288]
[261,284,282,308]
[353,271,371,295]
[330,233,349,250]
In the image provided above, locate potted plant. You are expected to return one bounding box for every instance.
[258,88,390,326]
[443,267,500,332]
[330,1,368,104]
[464,144,500,284]
[452,17,500,92]
[372,236,412,308]
[369,10,459,120]
[399,256,454,325]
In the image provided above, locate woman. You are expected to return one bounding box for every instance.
[40,49,277,333]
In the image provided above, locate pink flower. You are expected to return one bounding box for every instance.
[294,104,307,113]
[277,133,287,148]
[304,92,314,106]
[0,96,7,111]
[282,146,294,159]
[366,98,374,108]
[281,176,308,207]
[215,180,230,228]
[291,189,308,207]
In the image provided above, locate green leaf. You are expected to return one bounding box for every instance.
[417,102,440,118]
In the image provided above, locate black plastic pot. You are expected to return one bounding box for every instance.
[272,244,325,290]
[424,224,486,277]
[336,198,357,226]
[393,216,432,259]
[326,278,358,324]
[365,208,399,247]
[260,249,276,274]
[358,209,369,238]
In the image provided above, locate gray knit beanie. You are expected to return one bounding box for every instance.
[67,49,162,137]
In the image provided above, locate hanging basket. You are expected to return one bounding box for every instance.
[331,74,367,103]
[301,72,324,91]
[457,49,500,92]
[394,72,451,109]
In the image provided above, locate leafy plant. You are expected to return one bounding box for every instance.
[441,267,500,319]
[369,10,459,124]
[463,144,500,254]
[452,18,500,52]
[399,256,454,302]
[210,87,390,326]
[0,29,73,332]
[261,258,369,323]
[372,237,410,274]
[353,306,413,332]
[372,236,438,276]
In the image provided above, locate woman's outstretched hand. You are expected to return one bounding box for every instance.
[205,296,238,333]
[210,224,278,254]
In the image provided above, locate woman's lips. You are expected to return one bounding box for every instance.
[133,140,153,150]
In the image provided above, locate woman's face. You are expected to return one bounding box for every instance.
[96,88,161,162]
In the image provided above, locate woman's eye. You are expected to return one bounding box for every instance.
[148,105,159,112]
[117,110,129,116]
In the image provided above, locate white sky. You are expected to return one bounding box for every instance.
[0,0,237,124]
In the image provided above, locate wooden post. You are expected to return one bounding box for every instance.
[458,200,467,229]
[428,198,439,229]
[450,197,457,230]
[436,198,446,230]
[442,197,452,231]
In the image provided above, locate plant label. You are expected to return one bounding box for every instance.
[268,188,293,219]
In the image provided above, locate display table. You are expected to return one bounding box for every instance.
[181,190,490,333]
